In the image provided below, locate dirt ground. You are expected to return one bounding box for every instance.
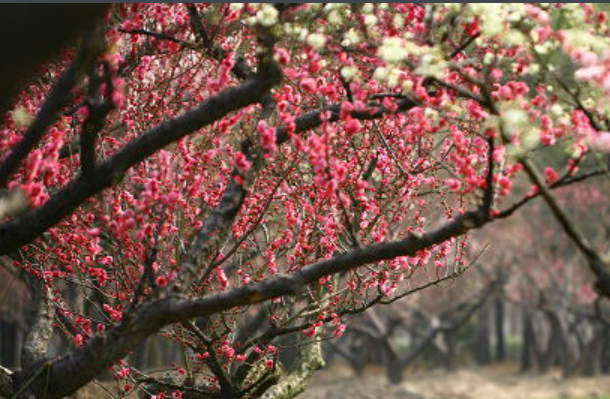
[299,363,610,399]
[76,363,610,399]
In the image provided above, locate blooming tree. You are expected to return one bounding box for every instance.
[0,3,609,399]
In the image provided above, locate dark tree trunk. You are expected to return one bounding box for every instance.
[443,330,456,371]
[600,333,610,373]
[0,321,18,367]
[537,310,563,374]
[380,336,403,384]
[540,309,574,378]
[580,328,605,377]
[495,298,506,362]
[521,309,537,372]
[477,304,492,365]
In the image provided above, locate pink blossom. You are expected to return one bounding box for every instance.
[300,78,317,93]
[345,119,361,135]
[492,146,506,163]
[156,275,169,287]
[445,178,462,191]
[544,167,560,184]
[234,151,252,173]
[587,131,610,152]
[257,120,277,155]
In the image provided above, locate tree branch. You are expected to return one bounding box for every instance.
[80,61,114,175]
[12,196,492,398]
[495,169,605,220]
[520,158,610,297]
[260,339,324,399]
[0,31,106,187]
[0,365,13,398]
[21,274,56,368]
[0,69,280,256]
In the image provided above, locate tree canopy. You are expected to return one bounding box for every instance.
[1,3,610,399]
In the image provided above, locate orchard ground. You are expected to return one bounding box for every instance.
[298,364,610,399]
[78,363,610,399]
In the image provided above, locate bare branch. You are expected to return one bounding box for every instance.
[520,158,610,296]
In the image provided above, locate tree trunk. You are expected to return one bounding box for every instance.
[495,298,506,362]
[538,311,563,374]
[0,321,18,368]
[600,333,610,373]
[443,330,456,371]
[520,309,537,373]
[477,304,492,365]
[261,340,325,399]
[580,327,606,377]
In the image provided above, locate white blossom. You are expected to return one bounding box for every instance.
[306,33,327,50]
[378,37,408,64]
[255,4,279,27]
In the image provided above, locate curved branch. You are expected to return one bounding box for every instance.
[520,159,610,296]
[495,169,605,220]
[0,69,280,256]
[16,204,489,399]
[0,32,105,188]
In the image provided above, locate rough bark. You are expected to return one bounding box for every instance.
[20,275,55,368]
[0,365,12,398]
[261,340,325,399]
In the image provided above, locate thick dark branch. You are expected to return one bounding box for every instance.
[0,70,280,256]
[520,159,610,297]
[118,28,198,49]
[176,178,247,290]
[186,4,253,81]
[20,201,490,399]
[275,96,419,145]
[80,62,114,174]
[495,169,605,220]
[0,33,105,188]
